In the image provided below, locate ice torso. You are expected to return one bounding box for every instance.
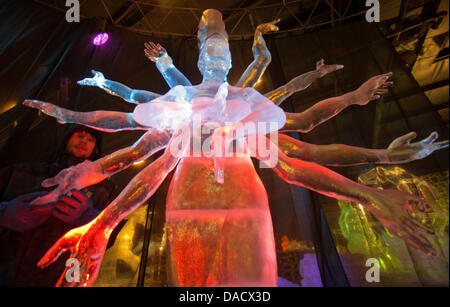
[131,81,285,130]
[165,156,277,286]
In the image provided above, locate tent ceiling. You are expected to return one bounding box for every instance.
[27,0,450,124]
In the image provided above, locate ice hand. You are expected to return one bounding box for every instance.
[32,161,102,205]
[77,70,105,87]
[256,19,280,35]
[387,131,449,162]
[144,42,167,62]
[31,169,71,205]
[315,59,344,77]
[354,72,393,105]
[22,99,69,124]
[368,189,436,256]
[37,220,109,287]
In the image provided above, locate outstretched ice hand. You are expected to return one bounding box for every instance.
[23,99,69,124]
[367,187,436,255]
[387,131,449,163]
[77,70,106,87]
[37,218,109,286]
[31,160,102,205]
[144,42,167,62]
[353,72,394,105]
[253,19,280,56]
[368,130,447,255]
[255,18,280,36]
[315,59,344,78]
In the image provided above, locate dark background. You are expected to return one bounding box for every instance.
[0,0,447,286]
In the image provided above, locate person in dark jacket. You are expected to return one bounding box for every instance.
[0,125,117,286]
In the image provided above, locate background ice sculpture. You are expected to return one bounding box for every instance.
[22,9,448,287]
[336,166,449,286]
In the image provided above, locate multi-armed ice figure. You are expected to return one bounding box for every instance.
[23,9,448,287]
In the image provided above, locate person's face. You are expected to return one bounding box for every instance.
[66,131,97,159]
[197,35,232,78]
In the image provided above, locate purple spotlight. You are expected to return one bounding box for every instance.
[93,33,109,46]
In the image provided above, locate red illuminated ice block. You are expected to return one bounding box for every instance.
[165,156,277,287]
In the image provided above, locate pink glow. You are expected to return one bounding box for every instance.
[93,33,109,46]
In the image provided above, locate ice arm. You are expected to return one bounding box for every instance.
[235,19,279,88]
[77,70,160,104]
[249,136,436,255]
[277,132,448,166]
[31,128,172,205]
[94,132,184,235]
[282,92,355,132]
[96,128,172,177]
[37,128,187,287]
[144,42,192,88]
[101,81,160,104]
[278,133,387,166]
[23,100,146,132]
[264,59,344,105]
[281,72,394,132]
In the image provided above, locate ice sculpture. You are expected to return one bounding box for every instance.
[22,9,448,287]
[337,166,449,284]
